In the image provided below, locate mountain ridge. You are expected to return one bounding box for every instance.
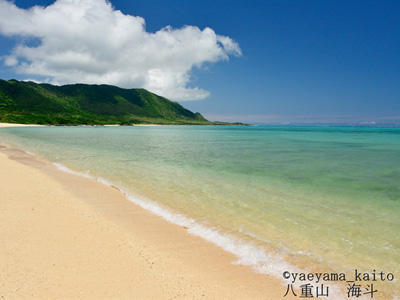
[0,79,237,125]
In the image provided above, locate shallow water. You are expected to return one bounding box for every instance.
[1,125,399,295]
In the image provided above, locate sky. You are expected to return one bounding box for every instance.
[0,0,399,124]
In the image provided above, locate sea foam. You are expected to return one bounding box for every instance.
[52,161,346,298]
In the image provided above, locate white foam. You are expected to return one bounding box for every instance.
[53,162,116,187]
[53,162,92,178]
[52,162,346,298]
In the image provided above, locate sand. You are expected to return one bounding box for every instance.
[0,123,43,128]
[0,143,295,299]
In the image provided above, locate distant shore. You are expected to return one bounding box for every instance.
[0,142,291,299]
[0,122,44,127]
[0,122,248,127]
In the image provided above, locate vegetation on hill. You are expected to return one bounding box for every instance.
[0,79,237,125]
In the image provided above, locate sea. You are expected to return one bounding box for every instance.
[1,125,399,297]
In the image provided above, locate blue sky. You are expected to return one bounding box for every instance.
[0,0,399,124]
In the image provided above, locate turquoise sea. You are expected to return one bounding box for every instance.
[1,125,399,295]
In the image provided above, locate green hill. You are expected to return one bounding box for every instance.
[0,79,221,125]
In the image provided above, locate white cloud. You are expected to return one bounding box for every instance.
[0,0,241,100]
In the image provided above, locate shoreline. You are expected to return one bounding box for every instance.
[0,122,249,128]
[2,124,397,299]
[0,142,295,299]
[0,122,44,127]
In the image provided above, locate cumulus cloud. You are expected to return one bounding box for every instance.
[0,0,241,100]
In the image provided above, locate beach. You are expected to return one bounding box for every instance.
[0,0,398,298]
[0,142,292,299]
[1,124,399,299]
[0,123,43,128]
